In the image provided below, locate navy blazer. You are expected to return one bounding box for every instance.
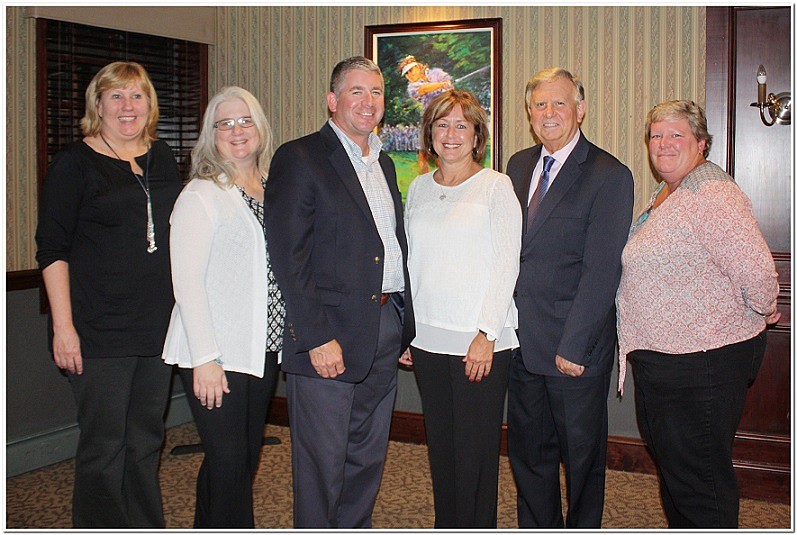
[264,122,415,383]
[506,133,634,377]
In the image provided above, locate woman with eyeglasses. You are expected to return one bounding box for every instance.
[162,86,285,527]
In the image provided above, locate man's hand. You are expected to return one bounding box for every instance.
[309,339,345,378]
[556,354,585,377]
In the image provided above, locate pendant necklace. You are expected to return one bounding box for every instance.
[434,170,448,201]
[100,133,157,253]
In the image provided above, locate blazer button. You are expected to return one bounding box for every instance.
[519,256,525,263]
[371,294,379,303]
[513,290,518,297]
[374,256,381,264]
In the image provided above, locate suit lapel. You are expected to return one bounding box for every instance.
[321,123,378,226]
[524,134,590,243]
[380,152,403,219]
[518,147,541,235]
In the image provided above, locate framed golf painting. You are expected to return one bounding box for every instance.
[365,18,502,200]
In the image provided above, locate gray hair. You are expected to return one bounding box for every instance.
[329,56,383,96]
[645,100,712,157]
[524,67,585,109]
[190,86,273,187]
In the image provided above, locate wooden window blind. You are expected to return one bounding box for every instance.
[36,18,208,187]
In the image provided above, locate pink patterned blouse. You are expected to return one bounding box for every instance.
[616,161,779,393]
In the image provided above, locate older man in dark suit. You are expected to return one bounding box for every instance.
[506,67,634,528]
[264,56,414,529]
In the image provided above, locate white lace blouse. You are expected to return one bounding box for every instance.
[405,168,522,356]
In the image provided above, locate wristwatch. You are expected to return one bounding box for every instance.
[479,329,496,342]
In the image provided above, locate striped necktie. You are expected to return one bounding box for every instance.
[526,155,555,231]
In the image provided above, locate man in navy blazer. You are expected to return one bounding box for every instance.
[264,56,414,528]
[505,67,634,528]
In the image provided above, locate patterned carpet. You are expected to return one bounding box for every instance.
[5,422,791,529]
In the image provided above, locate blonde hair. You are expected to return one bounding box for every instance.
[420,89,490,163]
[190,86,273,187]
[80,62,159,144]
[645,100,713,157]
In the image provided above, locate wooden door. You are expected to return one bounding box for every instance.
[706,6,791,503]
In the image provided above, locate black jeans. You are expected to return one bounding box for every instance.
[179,351,279,528]
[412,347,510,528]
[630,331,766,528]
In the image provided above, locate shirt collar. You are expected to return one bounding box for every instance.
[328,119,383,164]
[542,128,580,164]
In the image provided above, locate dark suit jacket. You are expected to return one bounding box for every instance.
[264,122,415,383]
[506,133,633,377]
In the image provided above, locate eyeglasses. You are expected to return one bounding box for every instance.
[213,117,256,131]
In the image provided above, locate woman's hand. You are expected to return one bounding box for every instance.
[766,311,782,325]
[398,348,413,367]
[463,333,495,382]
[52,323,83,375]
[193,361,230,409]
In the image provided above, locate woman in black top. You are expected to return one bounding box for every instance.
[35,61,181,528]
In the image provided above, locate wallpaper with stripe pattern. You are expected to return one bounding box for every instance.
[7,5,705,271]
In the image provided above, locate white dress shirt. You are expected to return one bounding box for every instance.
[526,129,581,205]
[328,119,404,293]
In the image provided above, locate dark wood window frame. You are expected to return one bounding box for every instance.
[7,18,208,293]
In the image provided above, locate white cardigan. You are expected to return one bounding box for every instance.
[162,177,273,377]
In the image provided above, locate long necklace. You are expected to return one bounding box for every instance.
[100,133,157,253]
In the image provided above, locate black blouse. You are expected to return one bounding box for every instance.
[36,140,182,358]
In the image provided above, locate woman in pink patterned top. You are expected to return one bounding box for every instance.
[615,100,780,528]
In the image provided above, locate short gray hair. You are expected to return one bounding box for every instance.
[645,100,712,157]
[329,56,383,96]
[524,67,585,109]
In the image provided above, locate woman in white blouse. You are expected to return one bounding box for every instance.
[162,87,284,527]
[399,89,522,528]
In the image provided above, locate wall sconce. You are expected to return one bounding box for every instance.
[750,64,791,126]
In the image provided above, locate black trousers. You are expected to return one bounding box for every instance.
[507,349,610,528]
[630,331,766,528]
[179,351,279,528]
[68,355,172,528]
[412,347,510,528]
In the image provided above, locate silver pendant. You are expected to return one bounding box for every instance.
[146,194,157,253]
[439,192,446,200]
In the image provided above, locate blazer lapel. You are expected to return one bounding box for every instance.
[518,148,540,235]
[321,123,377,225]
[525,133,589,243]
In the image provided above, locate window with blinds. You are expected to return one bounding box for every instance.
[36,18,208,186]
